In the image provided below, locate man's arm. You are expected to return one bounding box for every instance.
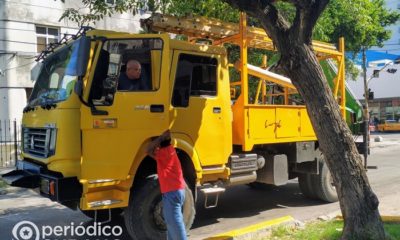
[146,130,171,158]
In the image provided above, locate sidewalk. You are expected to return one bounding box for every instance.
[370,132,400,150]
[378,194,400,216]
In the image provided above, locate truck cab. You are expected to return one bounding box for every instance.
[3,28,234,238]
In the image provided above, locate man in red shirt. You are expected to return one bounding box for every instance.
[147,130,187,240]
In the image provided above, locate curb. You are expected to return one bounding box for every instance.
[381,216,400,223]
[204,215,295,240]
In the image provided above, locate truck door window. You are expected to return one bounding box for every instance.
[172,54,217,107]
[89,38,163,106]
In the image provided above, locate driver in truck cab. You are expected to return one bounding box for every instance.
[117,59,150,91]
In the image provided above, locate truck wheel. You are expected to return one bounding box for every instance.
[124,174,195,240]
[81,208,123,221]
[298,173,317,199]
[311,159,338,203]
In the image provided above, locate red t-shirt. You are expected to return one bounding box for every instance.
[154,145,185,193]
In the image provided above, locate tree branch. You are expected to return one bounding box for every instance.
[224,0,290,44]
[289,0,330,44]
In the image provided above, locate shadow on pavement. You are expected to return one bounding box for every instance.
[0,181,333,239]
[191,182,329,229]
[0,203,131,240]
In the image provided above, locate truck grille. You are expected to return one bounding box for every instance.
[23,127,56,158]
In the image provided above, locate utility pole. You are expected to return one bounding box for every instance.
[362,47,369,169]
[361,51,398,169]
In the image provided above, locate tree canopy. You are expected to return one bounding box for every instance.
[60,0,399,80]
[317,0,399,52]
[61,0,399,51]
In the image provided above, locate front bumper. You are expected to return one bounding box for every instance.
[2,160,82,204]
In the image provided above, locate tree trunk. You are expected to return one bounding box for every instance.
[224,0,385,238]
[279,43,385,239]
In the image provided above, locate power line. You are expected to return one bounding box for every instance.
[0,39,38,46]
[0,27,35,33]
[381,43,400,46]
[371,48,400,52]
[0,61,37,74]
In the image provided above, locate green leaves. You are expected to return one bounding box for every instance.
[59,0,149,26]
[316,0,400,52]
[165,0,239,22]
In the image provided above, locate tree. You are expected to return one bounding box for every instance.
[222,0,385,239]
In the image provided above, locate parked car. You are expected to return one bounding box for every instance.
[377,120,400,132]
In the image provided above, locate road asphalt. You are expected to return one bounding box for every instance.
[0,132,399,239]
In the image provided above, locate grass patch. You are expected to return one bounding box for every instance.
[385,223,400,239]
[267,220,400,240]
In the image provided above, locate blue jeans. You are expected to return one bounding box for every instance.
[162,189,187,240]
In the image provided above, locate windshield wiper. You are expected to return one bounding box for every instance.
[23,105,36,113]
[40,102,57,110]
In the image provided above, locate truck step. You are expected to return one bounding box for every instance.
[88,199,122,208]
[199,186,225,209]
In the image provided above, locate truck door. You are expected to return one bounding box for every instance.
[80,36,169,180]
[170,52,232,166]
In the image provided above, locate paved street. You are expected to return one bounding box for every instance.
[0,133,399,240]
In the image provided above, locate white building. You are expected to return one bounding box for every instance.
[0,0,148,129]
[347,60,400,121]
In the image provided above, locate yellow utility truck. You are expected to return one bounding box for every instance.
[3,13,364,239]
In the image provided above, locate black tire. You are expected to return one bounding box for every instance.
[298,173,317,199]
[247,182,275,190]
[311,159,338,203]
[81,208,124,221]
[124,174,195,240]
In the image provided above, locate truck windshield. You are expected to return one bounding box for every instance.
[28,40,82,107]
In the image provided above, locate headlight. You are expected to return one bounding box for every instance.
[49,128,57,155]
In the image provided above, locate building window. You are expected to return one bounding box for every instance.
[36,26,59,53]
